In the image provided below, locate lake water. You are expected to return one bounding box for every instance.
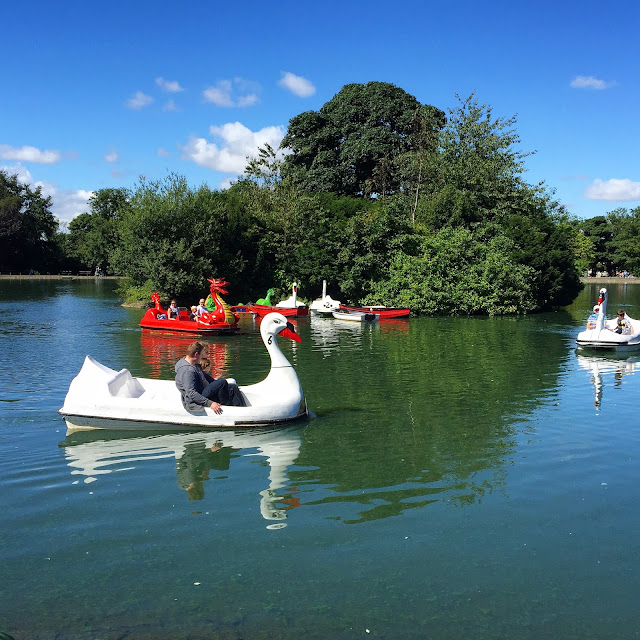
[1,279,640,640]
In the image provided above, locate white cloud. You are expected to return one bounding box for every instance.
[203,79,260,107]
[1,162,92,223]
[126,91,154,109]
[278,72,315,97]
[180,122,286,174]
[0,144,61,164]
[155,77,184,92]
[237,94,259,107]
[203,81,235,107]
[585,178,640,201]
[570,75,614,90]
[157,148,170,157]
[104,150,118,163]
[163,99,179,112]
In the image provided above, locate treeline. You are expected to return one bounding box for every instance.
[3,82,634,313]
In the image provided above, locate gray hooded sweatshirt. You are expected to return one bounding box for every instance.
[175,357,213,411]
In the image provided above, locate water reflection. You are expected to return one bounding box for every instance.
[60,426,303,526]
[575,352,640,408]
[309,316,378,357]
[140,331,233,378]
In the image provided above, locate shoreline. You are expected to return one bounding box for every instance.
[1,275,638,283]
[0,274,120,280]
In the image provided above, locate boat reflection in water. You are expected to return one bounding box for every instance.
[140,330,235,378]
[60,424,303,527]
[576,352,640,408]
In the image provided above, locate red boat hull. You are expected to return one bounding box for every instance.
[339,305,410,319]
[249,304,309,318]
[139,309,239,334]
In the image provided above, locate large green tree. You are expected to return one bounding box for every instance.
[607,206,640,275]
[0,169,60,272]
[280,81,445,197]
[67,188,130,273]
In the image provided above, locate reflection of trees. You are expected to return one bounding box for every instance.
[297,316,567,523]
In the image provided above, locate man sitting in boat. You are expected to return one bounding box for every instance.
[615,309,633,335]
[175,341,245,413]
[586,305,600,330]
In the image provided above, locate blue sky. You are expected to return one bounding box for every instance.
[1,0,638,224]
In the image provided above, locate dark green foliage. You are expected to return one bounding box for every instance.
[576,215,613,274]
[281,82,445,197]
[607,207,640,275]
[0,169,61,272]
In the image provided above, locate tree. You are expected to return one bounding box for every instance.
[608,207,640,274]
[0,169,59,272]
[576,215,614,274]
[67,188,130,273]
[280,82,445,197]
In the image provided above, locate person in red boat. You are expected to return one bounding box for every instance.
[196,298,208,317]
[175,341,244,413]
[167,299,179,320]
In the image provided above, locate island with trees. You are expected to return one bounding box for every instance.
[2,81,637,314]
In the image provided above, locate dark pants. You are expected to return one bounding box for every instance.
[202,378,245,406]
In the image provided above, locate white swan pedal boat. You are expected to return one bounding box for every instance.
[576,287,640,352]
[59,312,308,430]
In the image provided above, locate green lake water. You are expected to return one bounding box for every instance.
[1,279,640,639]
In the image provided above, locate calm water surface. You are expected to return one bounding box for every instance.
[1,279,640,639]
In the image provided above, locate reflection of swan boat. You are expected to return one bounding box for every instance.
[576,287,640,351]
[61,426,303,525]
[59,313,308,429]
[575,352,640,408]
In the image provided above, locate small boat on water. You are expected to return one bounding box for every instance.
[339,305,410,319]
[332,309,379,322]
[139,278,239,335]
[249,282,309,317]
[60,313,308,429]
[576,287,640,352]
[310,280,341,317]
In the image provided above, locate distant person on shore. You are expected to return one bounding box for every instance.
[175,341,245,413]
[167,299,180,320]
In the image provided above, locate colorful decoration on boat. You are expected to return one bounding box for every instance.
[204,277,237,325]
[256,288,275,305]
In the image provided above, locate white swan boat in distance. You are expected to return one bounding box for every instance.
[59,312,308,430]
[576,287,640,352]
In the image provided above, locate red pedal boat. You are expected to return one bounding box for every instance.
[139,278,240,335]
[339,305,410,319]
